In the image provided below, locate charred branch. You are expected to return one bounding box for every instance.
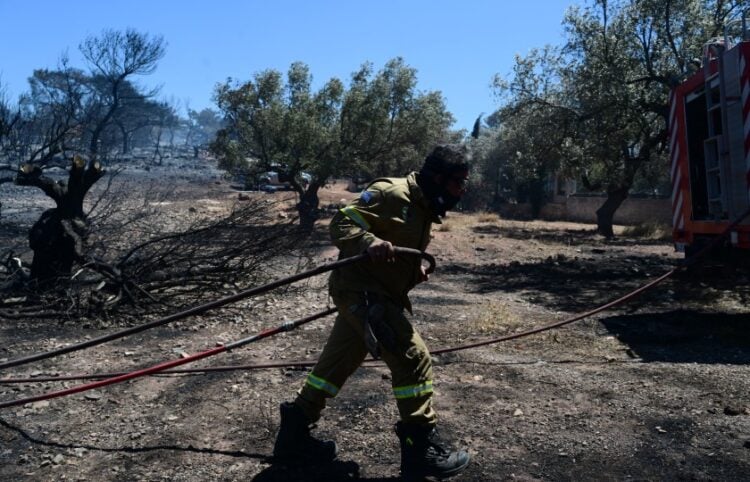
[15,155,104,213]
[15,163,66,203]
[0,191,303,321]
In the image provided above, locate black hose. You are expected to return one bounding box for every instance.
[0,247,434,370]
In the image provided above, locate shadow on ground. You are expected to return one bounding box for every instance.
[472,224,669,247]
[0,416,268,459]
[441,254,677,312]
[600,310,750,364]
[442,253,750,313]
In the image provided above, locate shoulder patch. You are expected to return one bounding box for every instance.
[360,190,374,204]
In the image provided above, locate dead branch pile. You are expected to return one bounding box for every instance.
[0,187,303,321]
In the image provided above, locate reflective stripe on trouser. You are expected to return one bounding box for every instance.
[295,290,436,425]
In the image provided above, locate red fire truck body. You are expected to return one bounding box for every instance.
[670,32,750,255]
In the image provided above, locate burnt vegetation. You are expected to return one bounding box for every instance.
[2,1,747,321]
[1,178,301,320]
[0,29,301,321]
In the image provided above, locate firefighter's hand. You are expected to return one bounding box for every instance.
[367,240,396,262]
[418,265,430,283]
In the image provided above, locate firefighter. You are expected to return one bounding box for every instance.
[273,144,471,480]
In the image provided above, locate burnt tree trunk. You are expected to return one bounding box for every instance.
[16,156,105,283]
[117,121,130,154]
[152,127,164,165]
[89,77,124,159]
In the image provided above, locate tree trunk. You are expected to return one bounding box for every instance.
[89,79,123,159]
[16,156,104,284]
[595,146,648,237]
[595,185,629,237]
[168,127,175,151]
[152,127,164,165]
[297,181,321,233]
[528,178,547,219]
[117,122,130,154]
[28,209,85,281]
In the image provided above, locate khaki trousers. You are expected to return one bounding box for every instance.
[295,290,436,426]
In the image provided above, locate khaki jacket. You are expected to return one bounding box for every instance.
[328,172,440,312]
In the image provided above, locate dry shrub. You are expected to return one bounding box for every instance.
[476,212,500,224]
[621,221,671,240]
[436,212,500,233]
[468,300,521,334]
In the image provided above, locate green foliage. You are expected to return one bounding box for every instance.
[483,0,745,233]
[212,62,344,184]
[185,108,223,148]
[211,58,454,228]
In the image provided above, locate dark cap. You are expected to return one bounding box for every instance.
[421,144,469,176]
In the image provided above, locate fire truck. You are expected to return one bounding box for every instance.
[669,13,750,258]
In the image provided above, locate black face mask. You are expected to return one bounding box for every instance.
[432,193,461,216]
[416,172,460,217]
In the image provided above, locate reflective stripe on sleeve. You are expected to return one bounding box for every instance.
[306,373,340,396]
[393,381,433,399]
[340,206,371,230]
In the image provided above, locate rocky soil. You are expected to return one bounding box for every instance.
[1,160,749,481]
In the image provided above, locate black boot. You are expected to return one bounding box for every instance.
[273,402,337,465]
[395,422,470,481]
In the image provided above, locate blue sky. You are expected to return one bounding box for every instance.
[0,0,575,132]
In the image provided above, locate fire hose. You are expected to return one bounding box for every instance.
[0,247,435,371]
[0,248,434,409]
[1,208,747,409]
[0,268,674,387]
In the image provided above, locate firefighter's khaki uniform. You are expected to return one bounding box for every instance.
[295,172,440,426]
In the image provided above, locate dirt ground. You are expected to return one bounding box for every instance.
[1,163,750,481]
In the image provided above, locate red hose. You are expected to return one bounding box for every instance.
[0,269,678,389]
[0,249,435,371]
[0,345,227,409]
[0,308,335,409]
[2,209,747,407]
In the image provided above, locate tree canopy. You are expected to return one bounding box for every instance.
[488,0,746,235]
[0,29,168,166]
[212,58,455,230]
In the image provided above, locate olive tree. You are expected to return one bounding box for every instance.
[212,58,454,231]
[184,107,223,156]
[493,0,745,236]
